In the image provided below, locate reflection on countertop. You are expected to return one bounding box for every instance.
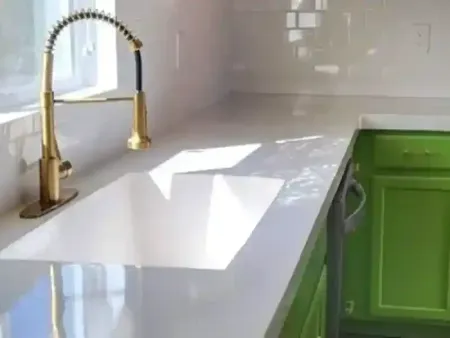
[0,261,206,338]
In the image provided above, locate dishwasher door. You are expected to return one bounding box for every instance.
[326,160,366,338]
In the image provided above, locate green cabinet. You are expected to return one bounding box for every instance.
[281,225,327,338]
[342,132,374,321]
[300,268,327,338]
[342,131,450,336]
[370,175,450,321]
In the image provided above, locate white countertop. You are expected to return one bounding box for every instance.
[2,93,450,337]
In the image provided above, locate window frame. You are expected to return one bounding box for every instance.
[0,0,98,112]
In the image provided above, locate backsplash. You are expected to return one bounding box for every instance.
[232,0,450,97]
[0,0,230,214]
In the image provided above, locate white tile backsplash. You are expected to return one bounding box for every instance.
[232,0,450,98]
[5,0,449,215]
[0,0,231,214]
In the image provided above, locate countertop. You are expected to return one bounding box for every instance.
[2,93,450,338]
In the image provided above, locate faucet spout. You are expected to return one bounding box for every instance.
[20,9,151,219]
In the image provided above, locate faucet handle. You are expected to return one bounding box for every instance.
[59,160,73,179]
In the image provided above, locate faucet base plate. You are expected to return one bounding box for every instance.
[19,188,79,219]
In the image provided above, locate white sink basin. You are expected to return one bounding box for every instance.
[0,173,283,270]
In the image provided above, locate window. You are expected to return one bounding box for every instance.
[0,0,103,112]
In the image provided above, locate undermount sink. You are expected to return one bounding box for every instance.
[0,173,283,270]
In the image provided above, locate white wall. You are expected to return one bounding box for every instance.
[0,0,231,213]
[232,0,450,98]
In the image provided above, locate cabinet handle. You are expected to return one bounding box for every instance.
[345,301,355,315]
[403,149,436,156]
[345,179,366,234]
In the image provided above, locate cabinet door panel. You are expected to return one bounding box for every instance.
[281,226,326,337]
[300,307,320,338]
[301,267,327,338]
[371,176,450,321]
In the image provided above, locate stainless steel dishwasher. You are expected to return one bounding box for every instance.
[326,160,366,338]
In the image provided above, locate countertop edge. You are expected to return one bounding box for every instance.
[266,129,360,338]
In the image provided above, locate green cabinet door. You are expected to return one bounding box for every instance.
[319,270,327,338]
[343,132,374,321]
[371,175,450,321]
[301,267,327,338]
[281,225,326,338]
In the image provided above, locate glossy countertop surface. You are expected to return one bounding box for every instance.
[2,93,450,338]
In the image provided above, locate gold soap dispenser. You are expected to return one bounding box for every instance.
[20,9,151,219]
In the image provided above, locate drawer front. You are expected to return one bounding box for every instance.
[374,135,450,169]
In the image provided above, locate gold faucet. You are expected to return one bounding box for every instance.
[20,9,151,219]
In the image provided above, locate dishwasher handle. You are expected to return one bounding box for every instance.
[344,178,366,234]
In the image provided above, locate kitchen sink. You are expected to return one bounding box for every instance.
[0,173,283,270]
